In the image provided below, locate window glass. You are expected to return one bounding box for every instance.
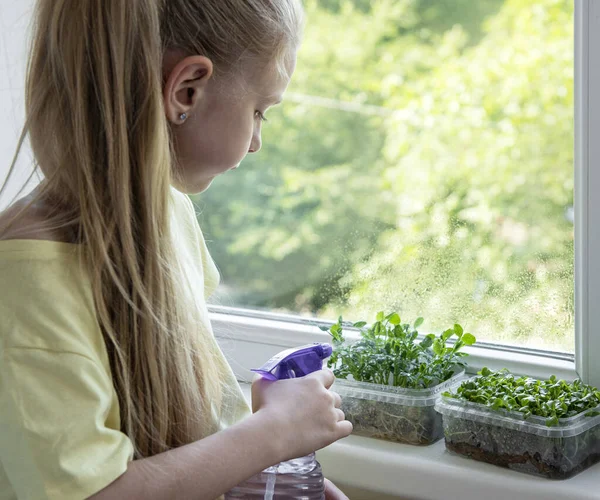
[196,0,575,353]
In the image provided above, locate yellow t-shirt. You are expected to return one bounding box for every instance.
[0,189,250,500]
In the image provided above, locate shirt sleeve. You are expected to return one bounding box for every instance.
[0,347,134,500]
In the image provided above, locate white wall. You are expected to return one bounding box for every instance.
[0,0,37,209]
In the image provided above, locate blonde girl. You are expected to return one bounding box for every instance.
[0,1,352,498]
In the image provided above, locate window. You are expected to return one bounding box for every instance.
[197,0,578,357]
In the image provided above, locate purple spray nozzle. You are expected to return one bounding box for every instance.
[251,343,333,381]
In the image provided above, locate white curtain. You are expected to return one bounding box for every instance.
[0,0,37,209]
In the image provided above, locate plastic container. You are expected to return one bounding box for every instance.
[333,370,465,445]
[436,385,600,479]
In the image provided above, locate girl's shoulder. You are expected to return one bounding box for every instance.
[0,198,96,356]
[0,192,75,244]
[0,238,102,363]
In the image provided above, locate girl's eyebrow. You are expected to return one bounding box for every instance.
[265,93,283,104]
[256,94,282,106]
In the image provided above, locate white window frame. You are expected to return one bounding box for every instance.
[213,0,597,390]
[575,0,600,388]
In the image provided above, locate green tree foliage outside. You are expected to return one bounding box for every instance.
[194,0,574,352]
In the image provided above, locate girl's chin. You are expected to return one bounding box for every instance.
[172,175,215,195]
[174,162,241,194]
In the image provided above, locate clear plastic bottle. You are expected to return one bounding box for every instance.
[225,453,324,500]
[225,343,332,500]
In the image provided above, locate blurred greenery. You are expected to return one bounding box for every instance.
[194,0,574,352]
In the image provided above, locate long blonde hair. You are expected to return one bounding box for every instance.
[1,0,302,458]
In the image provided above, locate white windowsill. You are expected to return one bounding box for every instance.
[239,383,600,500]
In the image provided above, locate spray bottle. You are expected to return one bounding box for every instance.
[225,343,333,500]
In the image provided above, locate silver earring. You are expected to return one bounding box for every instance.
[179,113,188,122]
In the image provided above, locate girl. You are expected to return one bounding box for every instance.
[0,1,352,499]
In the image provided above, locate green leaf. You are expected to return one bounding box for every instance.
[414,317,424,329]
[318,326,330,332]
[462,333,476,346]
[420,334,435,349]
[387,313,401,325]
[454,324,464,338]
[442,329,454,341]
[432,339,444,355]
[353,321,367,328]
[492,398,505,410]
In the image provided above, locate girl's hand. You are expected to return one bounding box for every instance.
[251,369,352,462]
[324,478,350,500]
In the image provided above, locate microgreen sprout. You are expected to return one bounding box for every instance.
[321,312,475,389]
[444,367,600,427]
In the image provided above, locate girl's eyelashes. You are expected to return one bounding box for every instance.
[255,110,268,122]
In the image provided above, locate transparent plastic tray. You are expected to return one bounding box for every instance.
[436,381,600,479]
[333,370,465,446]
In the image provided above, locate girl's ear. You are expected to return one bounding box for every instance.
[163,55,214,124]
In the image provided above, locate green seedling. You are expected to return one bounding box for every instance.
[321,312,475,389]
[445,367,600,426]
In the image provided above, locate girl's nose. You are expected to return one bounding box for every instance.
[249,129,262,154]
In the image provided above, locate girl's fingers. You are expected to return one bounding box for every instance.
[336,419,353,438]
[335,408,345,422]
[310,368,336,389]
[324,478,350,500]
[330,391,342,408]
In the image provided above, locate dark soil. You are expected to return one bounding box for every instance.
[446,440,600,479]
[351,426,438,446]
